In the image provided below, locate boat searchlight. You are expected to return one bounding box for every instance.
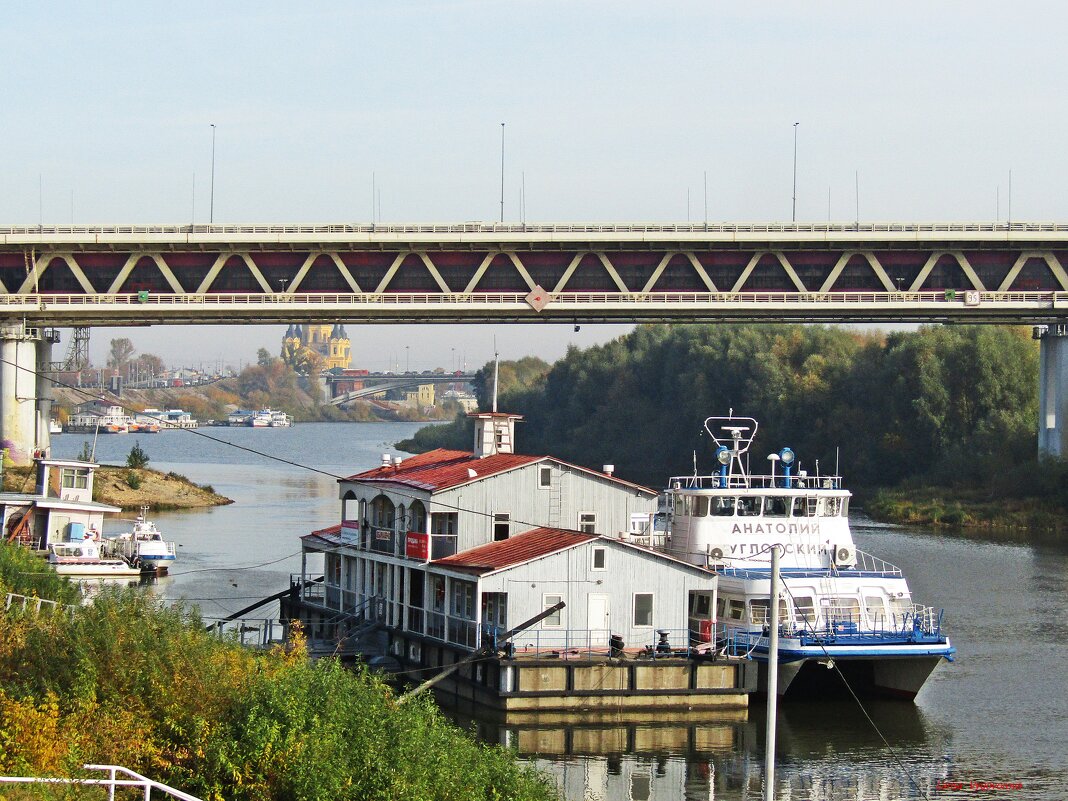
[778,447,796,487]
[715,445,730,487]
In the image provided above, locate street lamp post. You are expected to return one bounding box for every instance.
[210,124,217,225]
[791,122,799,223]
[500,123,505,223]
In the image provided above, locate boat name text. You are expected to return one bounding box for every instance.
[730,522,821,536]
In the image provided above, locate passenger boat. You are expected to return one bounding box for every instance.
[47,539,141,577]
[660,414,954,700]
[249,409,272,427]
[103,506,177,573]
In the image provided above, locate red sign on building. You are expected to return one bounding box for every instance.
[406,531,429,560]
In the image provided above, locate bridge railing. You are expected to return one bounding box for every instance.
[4,290,1068,306]
[5,220,1068,237]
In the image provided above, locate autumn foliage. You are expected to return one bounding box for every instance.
[0,543,556,800]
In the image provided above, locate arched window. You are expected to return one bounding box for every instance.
[408,500,427,533]
[371,495,395,528]
[342,490,359,522]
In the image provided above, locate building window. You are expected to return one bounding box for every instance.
[592,547,607,570]
[579,513,596,534]
[542,594,563,627]
[633,593,654,627]
[493,513,510,541]
[539,465,552,488]
[451,580,475,619]
[60,468,89,490]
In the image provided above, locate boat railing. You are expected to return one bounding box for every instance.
[0,764,205,800]
[668,473,843,490]
[851,549,903,576]
[293,572,326,603]
[720,603,945,647]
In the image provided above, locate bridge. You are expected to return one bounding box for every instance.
[1,221,1066,461]
[325,372,477,406]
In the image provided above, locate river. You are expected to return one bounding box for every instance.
[51,423,1068,801]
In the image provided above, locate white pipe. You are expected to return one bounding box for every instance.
[764,544,781,801]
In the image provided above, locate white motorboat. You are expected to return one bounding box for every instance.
[48,539,141,578]
[659,414,954,700]
[104,507,177,573]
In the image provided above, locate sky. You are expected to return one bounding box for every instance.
[3,2,1065,370]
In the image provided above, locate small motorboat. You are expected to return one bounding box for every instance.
[48,539,141,578]
[104,507,177,574]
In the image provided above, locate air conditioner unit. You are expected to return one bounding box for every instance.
[833,544,856,567]
[707,546,726,566]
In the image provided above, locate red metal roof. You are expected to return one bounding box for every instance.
[344,447,657,496]
[432,527,597,574]
[345,448,541,491]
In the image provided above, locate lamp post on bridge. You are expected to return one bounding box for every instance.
[500,122,506,224]
[792,122,799,223]
[210,123,217,225]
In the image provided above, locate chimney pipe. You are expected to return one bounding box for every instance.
[603,464,615,476]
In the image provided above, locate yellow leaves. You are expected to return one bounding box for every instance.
[0,690,65,774]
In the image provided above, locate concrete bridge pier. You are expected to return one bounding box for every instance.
[0,322,57,466]
[1037,323,1068,459]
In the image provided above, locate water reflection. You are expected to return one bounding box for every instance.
[461,702,949,801]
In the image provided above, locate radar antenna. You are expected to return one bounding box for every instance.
[703,414,758,487]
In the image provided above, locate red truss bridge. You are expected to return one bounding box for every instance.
[1,221,1068,325]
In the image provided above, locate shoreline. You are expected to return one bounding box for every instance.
[2,465,233,511]
[861,487,1067,542]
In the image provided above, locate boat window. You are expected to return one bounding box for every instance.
[864,595,886,626]
[748,598,789,626]
[819,497,844,517]
[736,497,760,516]
[579,512,597,534]
[451,580,475,620]
[542,594,563,627]
[792,497,817,517]
[727,599,746,620]
[889,596,913,625]
[792,595,816,627]
[716,597,727,618]
[762,496,789,517]
[712,497,736,516]
[633,593,654,627]
[820,596,861,624]
[693,496,710,517]
[690,593,712,617]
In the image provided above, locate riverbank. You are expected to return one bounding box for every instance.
[2,465,232,511]
[863,486,1067,540]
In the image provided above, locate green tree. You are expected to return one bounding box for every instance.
[126,442,150,469]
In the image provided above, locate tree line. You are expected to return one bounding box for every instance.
[400,324,1041,491]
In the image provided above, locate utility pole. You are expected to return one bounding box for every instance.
[210,123,217,224]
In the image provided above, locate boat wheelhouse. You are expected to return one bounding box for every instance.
[659,414,954,700]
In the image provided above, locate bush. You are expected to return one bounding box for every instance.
[126,442,149,469]
[125,471,141,490]
[0,589,558,800]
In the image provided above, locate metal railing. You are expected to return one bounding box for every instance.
[4,220,1068,237]
[0,763,203,800]
[669,473,844,490]
[5,592,76,617]
[4,290,1067,306]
